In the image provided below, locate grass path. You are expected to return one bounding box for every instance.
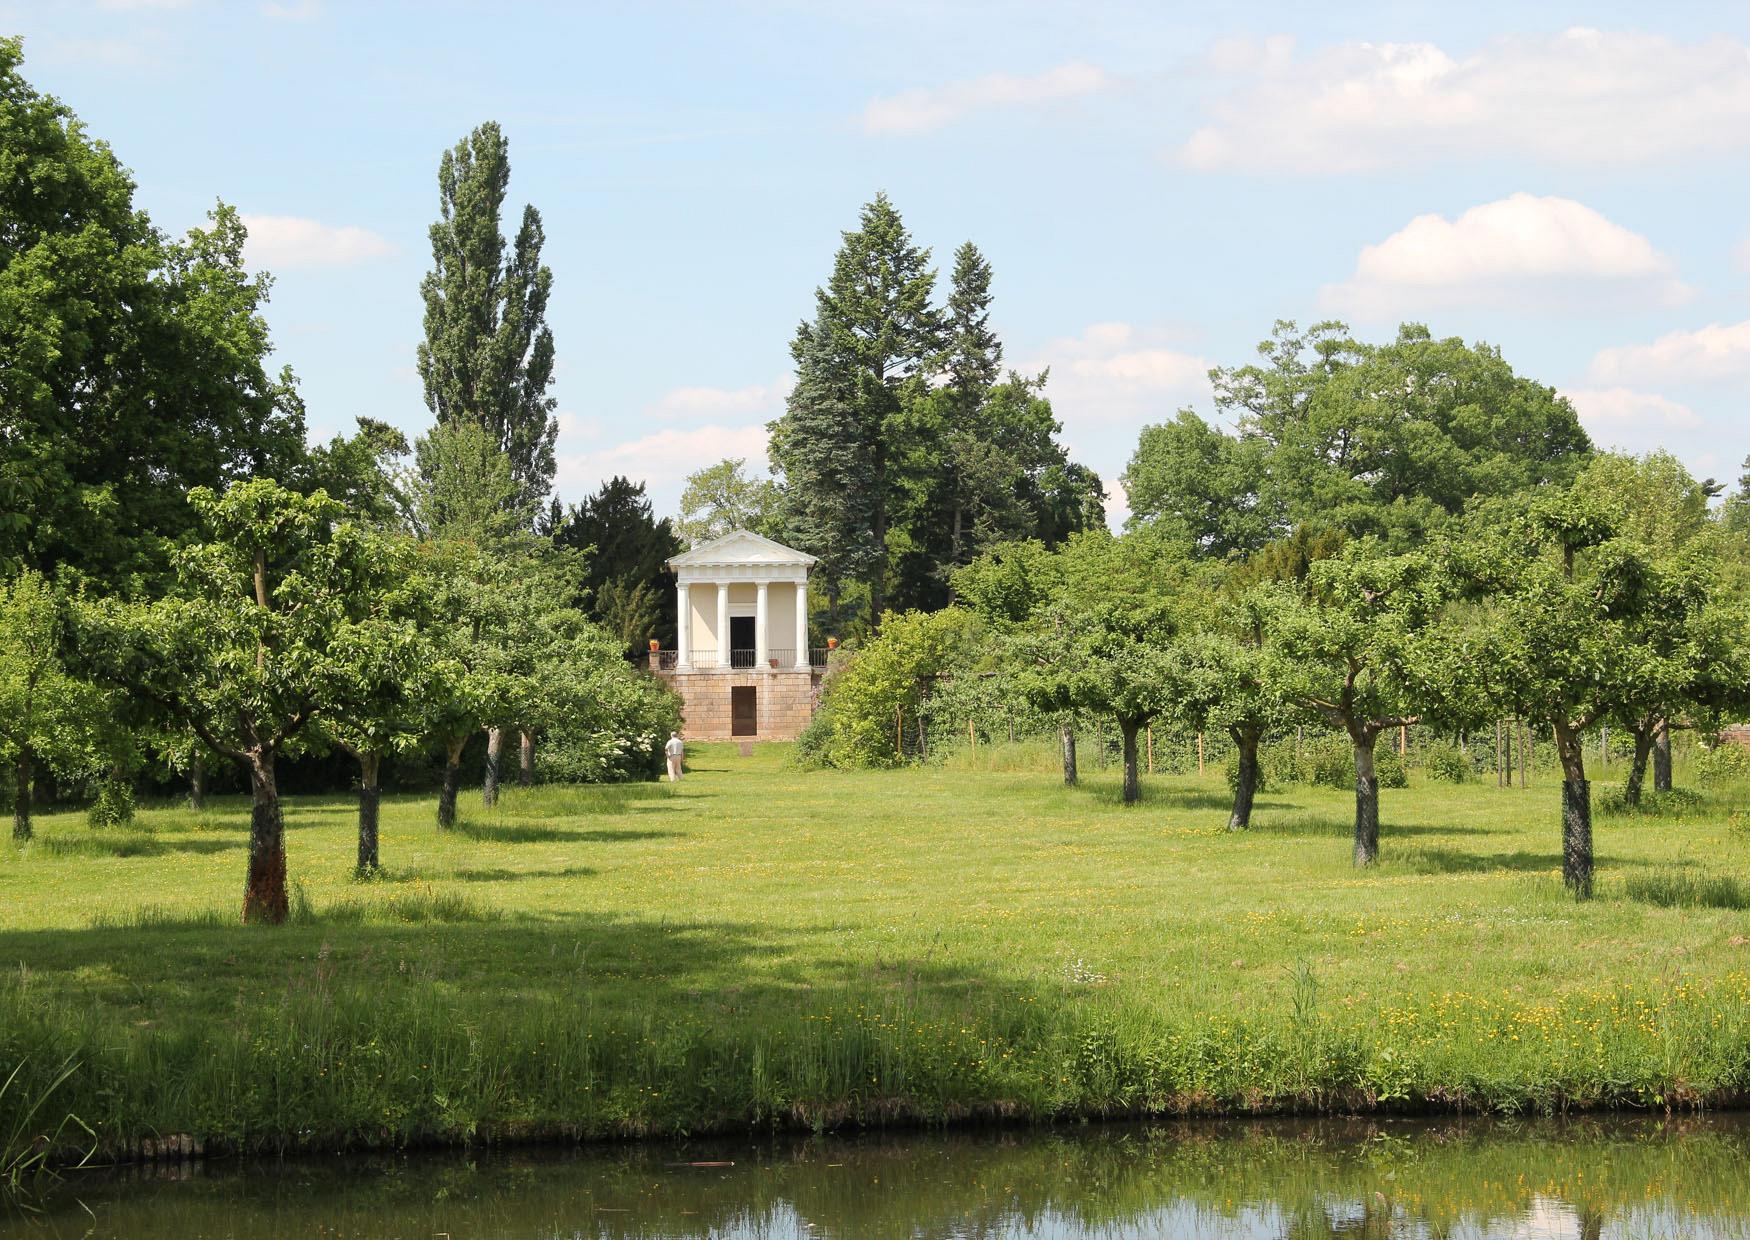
[3,743,1749,1155]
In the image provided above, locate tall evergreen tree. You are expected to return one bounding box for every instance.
[552,476,682,652]
[771,194,943,628]
[416,122,558,519]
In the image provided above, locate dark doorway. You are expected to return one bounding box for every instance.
[731,686,758,737]
[730,616,756,667]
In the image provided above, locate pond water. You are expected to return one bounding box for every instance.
[8,1116,1750,1238]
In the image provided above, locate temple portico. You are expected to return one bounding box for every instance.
[651,530,825,740]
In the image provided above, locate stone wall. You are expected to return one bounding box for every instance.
[658,668,820,741]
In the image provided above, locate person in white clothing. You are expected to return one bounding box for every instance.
[664,731,685,782]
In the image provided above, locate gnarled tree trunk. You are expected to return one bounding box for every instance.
[518,728,534,787]
[12,748,32,842]
[1119,718,1141,805]
[482,726,504,806]
[1653,720,1672,792]
[1060,725,1077,786]
[356,750,381,874]
[1229,725,1260,831]
[243,752,288,924]
[437,735,466,829]
[189,751,206,811]
[1352,728,1380,866]
[1625,723,1653,807]
[1555,722,1592,898]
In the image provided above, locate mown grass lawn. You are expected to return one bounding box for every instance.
[4,742,1750,1156]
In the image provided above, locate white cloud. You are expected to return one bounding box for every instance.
[1180,29,1750,173]
[1588,321,1750,386]
[1561,387,1701,430]
[239,214,394,269]
[555,425,769,514]
[1024,322,1213,428]
[647,375,792,420]
[863,60,1110,134]
[1320,194,1686,319]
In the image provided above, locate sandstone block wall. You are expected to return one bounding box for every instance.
[659,669,821,741]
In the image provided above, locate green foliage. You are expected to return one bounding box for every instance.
[85,779,136,829]
[0,40,306,585]
[551,475,682,650]
[674,459,784,548]
[1693,743,1750,786]
[800,609,979,767]
[416,121,557,517]
[1124,321,1591,554]
[1422,742,1473,783]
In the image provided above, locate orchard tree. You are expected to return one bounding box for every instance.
[1480,489,1724,897]
[1021,530,1190,804]
[1265,542,1457,865]
[0,572,103,840]
[1179,590,1293,831]
[81,480,399,922]
[674,459,784,548]
[416,121,557,519]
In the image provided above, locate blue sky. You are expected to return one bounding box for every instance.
[9,1,1750,523]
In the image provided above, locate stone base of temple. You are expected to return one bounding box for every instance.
[656,668,821,741]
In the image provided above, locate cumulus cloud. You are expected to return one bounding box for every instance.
[646,375,792,420]
[1023,322,1212,428]
[863,60,1110,134]
[1180,28,1750,173]
[1588,320,1750,386]
[1320,194,1686,319]
[555,424,770,514]
[240,214,394,269]
[1561,387,1701,430]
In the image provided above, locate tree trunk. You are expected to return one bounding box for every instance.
[482,726,503,806]
[518,728,534,787]
[1555,722,1592,898]
[437,736,465,829]
[1352,731,1380,866]
[1654,720,1672,792]
[189,751,206,811]
[356,750,381,875]
[1119,719,1141,805]
[12,747,32,842]
[243,753,289,924]
[1626,724,1653,807]
[1228,726,1260,831]
[1060,725,1077,786]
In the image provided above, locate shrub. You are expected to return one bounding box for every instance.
[1375,749,1408,789]
[1694,743,1750,786]
[1223,754,1268,795]
[86,779,136,828]
[1422,743,1471,783]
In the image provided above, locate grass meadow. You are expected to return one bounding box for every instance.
[4,740,1750,1159]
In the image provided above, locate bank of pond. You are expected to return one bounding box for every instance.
[9,1116,1750,1238]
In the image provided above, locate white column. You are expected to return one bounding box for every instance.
[716,582,730,668]
[676,582,692,669]
[755,581,769,667]
[794,578,809,669]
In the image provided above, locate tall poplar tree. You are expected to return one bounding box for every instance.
[416,122,558,518]
[771,194,943,628]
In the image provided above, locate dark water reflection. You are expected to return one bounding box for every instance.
[9,1116,1750,1238]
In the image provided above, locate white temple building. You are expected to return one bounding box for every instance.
[652,530,825,739]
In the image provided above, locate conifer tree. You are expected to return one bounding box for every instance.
[416,122,558,518]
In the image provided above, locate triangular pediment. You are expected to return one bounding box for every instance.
[667,529,818,568]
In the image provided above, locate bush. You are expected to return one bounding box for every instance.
[1422,743,1471,783]
[1375,748,1408,789]
[86,779,136,828]
[1694,743,1750,786]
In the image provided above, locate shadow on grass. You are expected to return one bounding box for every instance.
[451,865,598,883]
[1245,815,1493,839]
[32,833,243,859]
[1387,847,1566,876]
[454,822,685,845]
